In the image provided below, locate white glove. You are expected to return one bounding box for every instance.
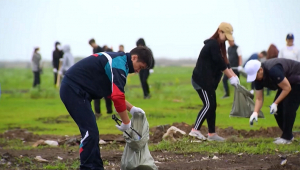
[115,121,131,132]
[149,69,154,74]
[234,76,240,84]
[270,103,278,114]
[237,66,243,72]
[58,70,63,75]
[130,106,145,116]
[53,68,57,73]
[229,76,239,88]
[249,112,258,125]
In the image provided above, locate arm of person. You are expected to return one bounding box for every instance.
[210,40,228,72]
[109,68,130,124]
[269,65,291,104]
[237,47,243,66]
[254,90,264,112]
[278,50,283,58]
[59,56,67,74]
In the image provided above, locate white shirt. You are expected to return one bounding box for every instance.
[278,45,300,61]
[236,47,242,56]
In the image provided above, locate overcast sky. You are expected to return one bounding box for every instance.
[0,0,299,62]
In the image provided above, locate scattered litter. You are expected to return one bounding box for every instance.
[275,149,279,152]
[57,156,63,160]
[212,156,219,160]
[34,156,49,162]
[162,126,186,142]
[32,140,44,147]
[154,161,161,164]
[6,162,11,166]
[281,159,287,166]
[191,140,202,143]
[19,155,23,158]
[44,140,59,147]
[201,157,209,161]
[295,151,299,154]
[237,153,243,156]
[99,139,107,145]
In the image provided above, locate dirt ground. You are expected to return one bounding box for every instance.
[0,123,300,170]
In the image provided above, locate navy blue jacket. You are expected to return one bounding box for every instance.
[63,52,134,112]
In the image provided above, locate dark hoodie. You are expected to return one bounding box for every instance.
[192,39,227,91]
[53,42,64,69]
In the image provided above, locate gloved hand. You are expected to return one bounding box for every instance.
[53,68,57,73]
[249,112,258,125]
[149,69,154,74]
[130,106,145,116]
[116,121,131,132]
[58,70,63,75]
[270,103,278,114]
[237,66,243,72]
[229,76,239,88]
[234,76,240,84]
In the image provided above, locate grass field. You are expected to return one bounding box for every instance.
[0,67,299,136]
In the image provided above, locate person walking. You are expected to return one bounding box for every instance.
[189,22,239,141]
[52,41,64,86]
[32,47,42,88]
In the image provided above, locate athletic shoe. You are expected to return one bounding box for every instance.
[222,94,229,99]
[274,137,294,141]
[273,138,292,144]
[207,134,225,142]
[189,130,207,140]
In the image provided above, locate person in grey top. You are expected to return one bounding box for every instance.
[31,47,41,87]
[58,45,74,76]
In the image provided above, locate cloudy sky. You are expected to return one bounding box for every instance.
[0,0,299,62]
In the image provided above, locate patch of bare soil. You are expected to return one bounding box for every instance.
[0,148,299,170]
[150,122,300,143]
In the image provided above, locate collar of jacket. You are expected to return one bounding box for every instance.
[126,53,135,73]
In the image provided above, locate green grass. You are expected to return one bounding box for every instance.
[0,67,299,136]
[149,137,300,154]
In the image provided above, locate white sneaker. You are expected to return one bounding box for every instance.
[189,130,207,140]
[274,137,294,141]
[273,138,292,144]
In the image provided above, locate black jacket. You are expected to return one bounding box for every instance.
[53,49,64,69]
[93,46,104,54]
[192,39,228,91]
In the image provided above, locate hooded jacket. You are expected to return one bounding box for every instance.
[59,45,74,73]
[192,39,228,91]
[63,52,135,112]
[52,43,64,69]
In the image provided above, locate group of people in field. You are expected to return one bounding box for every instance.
[30,22,300,170]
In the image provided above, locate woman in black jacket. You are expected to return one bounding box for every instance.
[189,22,239,141]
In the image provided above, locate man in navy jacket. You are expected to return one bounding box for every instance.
[60,46,153,170]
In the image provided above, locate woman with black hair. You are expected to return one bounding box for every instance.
[189,22,239,141]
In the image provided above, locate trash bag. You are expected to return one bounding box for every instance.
[230,84,264,118]
[119,112,158,170]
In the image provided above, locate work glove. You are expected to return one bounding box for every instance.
[130,106,145,116]
[53,68,57,73]
[249,112,258,126]
[149,69,154,74]
[237,66,243,72]
[229,76,239,88]
[270,103,278,114]
[116,121,131,132]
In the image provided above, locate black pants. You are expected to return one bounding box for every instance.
[60,81,104,170]
[54,72,58,85]
[33,71,40,87]
[274,84,300,140]
[222,69,240,95]
[194,89,217,133]
[93,97,112,114]
[139,69,150,97]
